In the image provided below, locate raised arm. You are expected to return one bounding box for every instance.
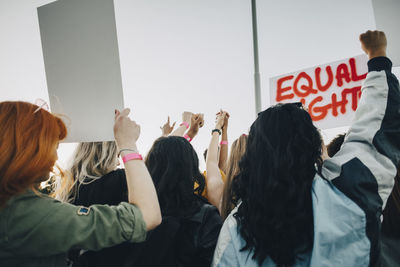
[114,108,161,230]
[318,30,400,267]
[322,31,400,200]
[160,116,176,136]
[170,111,193,136]
[206,111,226,210]
[186,113,204,140]
[218,111,230,172]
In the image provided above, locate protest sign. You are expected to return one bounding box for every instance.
[38,0,124,142]
[269,55,368,129]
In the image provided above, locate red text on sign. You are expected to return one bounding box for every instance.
[275,57,366,121]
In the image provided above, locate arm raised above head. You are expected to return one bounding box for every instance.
[114,108,161,230]
[316,31,400,267]
[170,111,193,137]
[206,111,226,210]
[218,111,230,172]
[160,116,176,136]
[323,30,400,215]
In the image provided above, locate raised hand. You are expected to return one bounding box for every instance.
[114,108,140,149]
[359,30,387,59]
[222,112,230,132]
[182,111,193,125]
[188,113,204,138]
[160,116,176,136]
[215,110,226,130]
[170,111,194,137]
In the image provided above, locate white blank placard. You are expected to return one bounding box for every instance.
[38,0,124,142]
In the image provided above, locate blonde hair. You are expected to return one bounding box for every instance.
[220,134,247,220]
[57,141,118,202]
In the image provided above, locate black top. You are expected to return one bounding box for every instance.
[380,174,400,267]
[71,169,223,267]
[73,169,128,206]
[71,169,130,267]
[123,202,223,267]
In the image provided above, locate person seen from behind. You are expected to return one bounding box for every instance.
[212,30,400,266]
[60,141,132,267]
[327,133,400,267]
[134,132,223,267]
[0,104,161,267]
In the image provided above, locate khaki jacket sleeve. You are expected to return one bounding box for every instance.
[12,197,147,257]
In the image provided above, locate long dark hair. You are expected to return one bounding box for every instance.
[233,103,322,266]
[145,136,206,218]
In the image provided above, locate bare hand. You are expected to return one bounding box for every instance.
[217,111,230,132]
[188,113,204,137]
[182,111,193,125]
[359,30,387,59]
[215,110,226,130]
[114,108,140,149]
[160,116,176,136]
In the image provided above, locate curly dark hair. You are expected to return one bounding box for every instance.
[327,133,346,157]
[145,136,206,218]
[233,103,323,266]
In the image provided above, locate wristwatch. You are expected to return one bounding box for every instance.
[212,128,222,135]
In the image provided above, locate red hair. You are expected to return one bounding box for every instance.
[0,101,67,205]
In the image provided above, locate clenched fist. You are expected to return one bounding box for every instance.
[359,30,387,59]
[114,108,140,149]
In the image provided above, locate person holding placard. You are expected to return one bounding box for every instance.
[212,31,400,267]
[0,104,161,267]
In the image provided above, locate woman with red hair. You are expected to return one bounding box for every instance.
[0,101,161,267]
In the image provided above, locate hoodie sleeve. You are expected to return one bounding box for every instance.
[321,56,400,266]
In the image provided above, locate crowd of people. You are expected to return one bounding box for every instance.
[0,30,399,267]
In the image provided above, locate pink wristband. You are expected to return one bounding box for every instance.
[184,134,192,142]
[220,140,228,145]
[180,122,189,129]
[122,152,143,163]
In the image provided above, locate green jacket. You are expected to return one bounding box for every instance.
[0,190,147,267]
